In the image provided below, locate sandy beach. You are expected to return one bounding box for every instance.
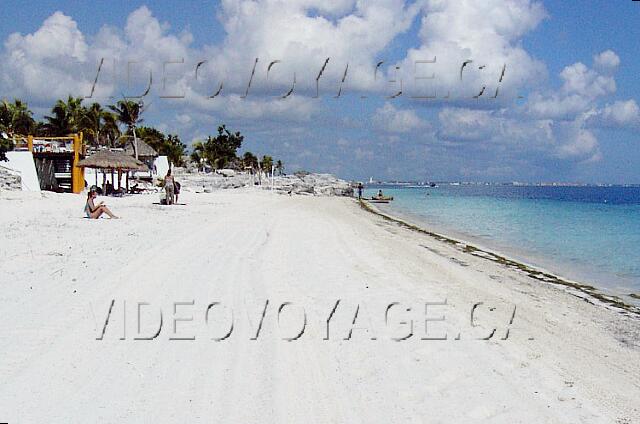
[1,188,639,423]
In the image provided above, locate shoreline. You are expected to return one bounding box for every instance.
[377,199,640,297]
[358,199,640,317]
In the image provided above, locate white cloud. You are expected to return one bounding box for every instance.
[176,113,193,126]
[203,0,420,94]
[392,0,548,103]
[593,50,620,73]
[587,100,640,129]
[526,52,619,120]
[0,7,196,101]
[0,6,316,128]
[373,102,427,133]
[436,107,600,162]
[556,127,600,162]
[559,62,615,98]
[526,92,591,120]
[1,12,91,100]
[184,92,316,122]
[6,12,87,61]
[437,108,497,142]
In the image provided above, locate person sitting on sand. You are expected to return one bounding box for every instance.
[164,169,175,205]
[85,189,118,219]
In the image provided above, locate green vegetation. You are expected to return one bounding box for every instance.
[0,138,13,161]
[0,99,29,160]
[135,127,186,167]
[190,125,284,174]
[44,96,84,136]
[241,151,259,169]
[191,125,244,169]
[1,99,36,137]
[108,99,144,159]
[260,155,273,173]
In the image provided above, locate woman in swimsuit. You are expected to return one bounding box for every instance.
[85,190,118,219]
[164,169,175,205]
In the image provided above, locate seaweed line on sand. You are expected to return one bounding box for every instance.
[358,199,640,318]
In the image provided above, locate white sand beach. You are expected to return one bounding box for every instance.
[1,189,639,423]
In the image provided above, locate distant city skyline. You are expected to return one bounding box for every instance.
[1,0,639,183]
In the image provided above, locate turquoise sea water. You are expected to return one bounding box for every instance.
[369,185,640,297]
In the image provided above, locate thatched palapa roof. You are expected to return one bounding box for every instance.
[123,139,158,158]
[77,150,148,171]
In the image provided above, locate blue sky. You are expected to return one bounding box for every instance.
[1,0,639,183]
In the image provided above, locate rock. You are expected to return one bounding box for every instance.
[216,169,236,177]
[0,165,22,191]
[271,173,353,197]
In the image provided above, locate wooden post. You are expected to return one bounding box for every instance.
[27,135,33,152]
[71,134,85,194]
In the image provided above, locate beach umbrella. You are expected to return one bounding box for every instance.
[77,149,148,171]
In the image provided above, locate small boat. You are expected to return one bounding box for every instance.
[369,196,394,203]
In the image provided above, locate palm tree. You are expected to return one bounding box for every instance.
[80,103,106,146]
[0,99,35,135]
[275,159,284,176]
[260,155,274,175]
[101,112,120,147]
[44,96,84,136]
[108,100,144,159]
[0,100,11,132]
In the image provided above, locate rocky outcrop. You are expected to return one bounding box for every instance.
[175,169,354,197]
[271,173,354,196]
[0,165,21,191]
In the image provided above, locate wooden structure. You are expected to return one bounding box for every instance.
[14,133,85,193]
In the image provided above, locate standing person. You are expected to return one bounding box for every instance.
[174,180,181,204]
[357,182,364,200]
[164,169,175,205]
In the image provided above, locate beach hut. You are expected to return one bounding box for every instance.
[123,138,158,160]
[77,149,148,193]
[122,138,159,179]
